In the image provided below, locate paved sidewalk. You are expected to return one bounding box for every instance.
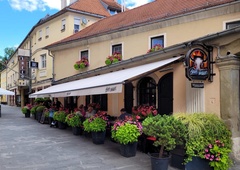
[0,105,239,170]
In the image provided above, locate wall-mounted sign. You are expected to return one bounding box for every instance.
[18,56,28,79]
[191,83,204,88]
[30,61,38,69]
[185,48,209,80]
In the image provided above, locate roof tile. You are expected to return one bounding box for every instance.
[49,0,235,47]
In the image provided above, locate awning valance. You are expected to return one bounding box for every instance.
[29,57,181,98]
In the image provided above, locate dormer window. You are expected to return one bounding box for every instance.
[109,9,117,15]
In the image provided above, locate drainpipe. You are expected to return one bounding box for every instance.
[48,50,55,83]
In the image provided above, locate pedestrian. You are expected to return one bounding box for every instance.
[118,108,131,120]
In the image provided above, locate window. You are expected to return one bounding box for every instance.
[38,30,42,41]
[112,44,122,54]
[74,18,80,33]
[61,19,66,31]
[41,54,46,68]
[226,20,240,29]
[45,26,49,38]
[151,35,164,48]
[109,9,117,15]
[80,50,88,60]
[92,94,108,111]
[137,77,156,106]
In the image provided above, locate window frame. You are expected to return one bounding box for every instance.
[225,20,240,29]
[61,19,66,31]
[40,54,47,69]
[74,18,80,32]
[79,50,89,60]
[111,43,122,55]
[149,34,165,49]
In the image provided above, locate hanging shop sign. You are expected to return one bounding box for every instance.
[185,48,209,81]
[18,56,28,79]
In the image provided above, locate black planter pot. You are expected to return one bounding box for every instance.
[185,156,213,170]
[170,145,185,170]
[149,153,170,170]
[58,122,67,129]
[25,110,30,118]
[37,112,42,122]
[72,127,83,136]
[91,131,106,144]
[119,142,138,157]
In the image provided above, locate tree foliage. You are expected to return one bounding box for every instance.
[0,47,16,71]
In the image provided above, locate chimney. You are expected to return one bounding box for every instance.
[61,0,67,9]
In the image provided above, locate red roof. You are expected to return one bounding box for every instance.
[48,0,235,47]
[69,0,122,17]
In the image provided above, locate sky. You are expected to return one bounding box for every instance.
[0,0,153,57]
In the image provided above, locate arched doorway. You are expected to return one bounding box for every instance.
[158,72,173,115]
[137,77,156,106]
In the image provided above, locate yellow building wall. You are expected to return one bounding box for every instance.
[53,12,240,81]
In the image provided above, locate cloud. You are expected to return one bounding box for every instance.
[124,0,153,9]
[8,0,60,12]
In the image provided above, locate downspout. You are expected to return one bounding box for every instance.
[48,50,55,84]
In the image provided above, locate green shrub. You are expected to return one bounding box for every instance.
[111,121,142,145]
[174,112,233,169]
[53,111,67,123]
[142,114,187,158]
[65,113,82,127]
[36,105,46,113]
[21,107,28,114]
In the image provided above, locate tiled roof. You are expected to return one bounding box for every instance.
[102,0,122,10]
[69,0,121,17]
[47,0,235,47]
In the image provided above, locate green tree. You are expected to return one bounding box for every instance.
[0,47,16,71]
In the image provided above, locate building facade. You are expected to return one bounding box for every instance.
[29,0,240,160]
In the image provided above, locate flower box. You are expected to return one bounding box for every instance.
[74,57,89,70]
[105,52,122,65]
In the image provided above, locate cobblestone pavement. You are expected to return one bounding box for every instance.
[0,105,239,170]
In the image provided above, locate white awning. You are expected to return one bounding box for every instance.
[0,88,14,95]
[29,57,181,98]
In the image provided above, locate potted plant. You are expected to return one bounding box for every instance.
[36,105,46,123]
[83,111,108,144]
[30,105,38,119]
[40,107,50,124]
[147,44,163,53]
[105,52,122,65]
[74,57,89,70]
[53,109,68,129]
[21,104,32,118]
[65,111,83,135]
[142,114,187,170]
[111,117,143,157]
[174,113,233,170]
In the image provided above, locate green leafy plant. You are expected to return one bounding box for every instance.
[65,112,82,127]
[21,104,32,114]
[53,110,68,123]
[147,44,163,53]
[142,114,187,158]
[21,107,28,114]
[43,108,50,118]
[74,57,89,70]
[105,52,122,65]
[111,117,142,145]
[36,105,46,113]
[83,111,108,132]
[174,113,232,169]
[30,105,38,115]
